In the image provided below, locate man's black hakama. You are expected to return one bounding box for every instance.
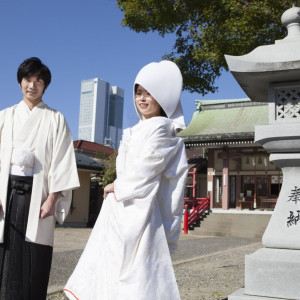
[0,175,53,300]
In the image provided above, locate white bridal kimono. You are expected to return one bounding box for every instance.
[0,101,79,246]
[65,117,188,300]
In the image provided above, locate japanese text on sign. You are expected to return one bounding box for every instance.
[287,186,300,204]
[287,210,300,227]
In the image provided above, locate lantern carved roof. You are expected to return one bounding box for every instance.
[225,5,300,102]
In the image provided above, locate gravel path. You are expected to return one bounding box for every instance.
[174,241,260,300]
[47,228,261,300]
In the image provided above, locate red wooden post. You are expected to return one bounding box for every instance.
[207,195,210,211]
[192,168,196,208]
[183,204,189,234]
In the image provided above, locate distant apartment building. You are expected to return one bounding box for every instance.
[78,78,124,149]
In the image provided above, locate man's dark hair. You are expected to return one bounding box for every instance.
[17,57,51,90]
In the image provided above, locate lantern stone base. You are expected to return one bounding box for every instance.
[229,288,285,300]
[229,248,300,299]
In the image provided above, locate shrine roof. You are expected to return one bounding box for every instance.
[178,99,269,144]
[74,140,115,156]
[75,152,104,172]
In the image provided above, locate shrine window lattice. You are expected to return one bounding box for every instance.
[276,88,300,120]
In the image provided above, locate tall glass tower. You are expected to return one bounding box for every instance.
[78,78,124,149]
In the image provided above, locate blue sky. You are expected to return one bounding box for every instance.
[0,0,247,139]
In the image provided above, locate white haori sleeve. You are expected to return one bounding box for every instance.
[159,149,188,253]
[113,121,183,203]
[0,110,5,174]
[47,113,79,224]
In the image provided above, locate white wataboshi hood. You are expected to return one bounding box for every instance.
[134,60,186,130]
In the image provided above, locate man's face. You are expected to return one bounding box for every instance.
[20,75,45,105]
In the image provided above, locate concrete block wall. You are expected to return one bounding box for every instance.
[186,213,272,239]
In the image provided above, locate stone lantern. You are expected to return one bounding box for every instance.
[225,5,300,300]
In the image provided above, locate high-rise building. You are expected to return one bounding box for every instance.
[78,78,124,149]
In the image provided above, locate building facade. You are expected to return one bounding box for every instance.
[179,99,282,211]
[66,151,103,226]
[65,141,116,226]
[78,78,124,149]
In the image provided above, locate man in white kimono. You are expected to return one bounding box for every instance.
[0,57,80,299]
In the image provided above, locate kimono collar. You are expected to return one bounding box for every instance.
[19,100,46,114]
[134,117,175,136]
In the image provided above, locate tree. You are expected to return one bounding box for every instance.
[102,151,118,187]
[116,0,295,95]
[95,150,117,188]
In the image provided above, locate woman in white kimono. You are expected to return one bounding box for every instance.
[64,60,188,300]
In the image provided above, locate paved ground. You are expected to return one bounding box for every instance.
[47,228,262,300]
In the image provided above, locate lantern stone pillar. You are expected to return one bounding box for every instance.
[225,5,300,300]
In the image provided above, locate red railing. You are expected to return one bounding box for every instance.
[183,167,210,234]
[183,196,210,234]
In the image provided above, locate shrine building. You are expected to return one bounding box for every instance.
[178,98,282,211]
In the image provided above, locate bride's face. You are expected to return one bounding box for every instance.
[135,85,161,120]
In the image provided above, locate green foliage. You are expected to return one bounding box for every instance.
[213,291,222,298]
[116,0,296,95]
[102,151,118,187]
[95,150,118,187]
[96,150,110,161]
